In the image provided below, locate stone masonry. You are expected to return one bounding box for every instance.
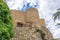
[10,8,53,40]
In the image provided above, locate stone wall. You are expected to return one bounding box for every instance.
[25,8,39,23]
[3,0,54,40]
[11,10,25,27]
[10,8,53,40]
[11,27,42,40]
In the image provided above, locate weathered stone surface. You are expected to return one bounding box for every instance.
[10,8,53,40]
[11,27,42,40]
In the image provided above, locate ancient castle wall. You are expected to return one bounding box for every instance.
[25,8,39,23]
[3,0,54,40]
[11,10,25,27]
[35,19,53,40]
[10,8,53,40]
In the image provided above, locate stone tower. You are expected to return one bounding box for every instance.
[10,8,53,40]
[3,0,53,40]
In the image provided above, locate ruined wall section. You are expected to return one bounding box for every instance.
[11,10,25,27]
[25,8,39,23]
[39,19,53,40]
[10,8,53,40]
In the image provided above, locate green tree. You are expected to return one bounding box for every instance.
[53,8,60,21]
[0,0,14,40]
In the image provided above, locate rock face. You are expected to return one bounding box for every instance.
[10,8,53,40]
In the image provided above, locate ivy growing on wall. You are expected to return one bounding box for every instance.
[0,0,14,40]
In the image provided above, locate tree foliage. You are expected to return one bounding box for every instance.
[53,8,60,21]
[0,0,14,40]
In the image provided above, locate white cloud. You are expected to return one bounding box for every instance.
[37,0,60,38]
[6,0,25,10]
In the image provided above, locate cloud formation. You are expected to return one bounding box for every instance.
[38,0,60,38]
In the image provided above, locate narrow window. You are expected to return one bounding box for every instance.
[17,22,23,27]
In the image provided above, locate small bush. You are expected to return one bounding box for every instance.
[35,29,45,40]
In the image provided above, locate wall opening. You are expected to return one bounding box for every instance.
[17,22,23,27]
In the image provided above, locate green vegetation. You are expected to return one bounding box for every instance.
[0,0,14,40]
[35,29,45,40]
[53,8,60,21]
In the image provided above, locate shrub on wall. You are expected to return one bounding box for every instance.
[0,0,14,40]
[35,29,45,40]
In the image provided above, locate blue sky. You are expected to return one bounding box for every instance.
[5,0,60,38]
